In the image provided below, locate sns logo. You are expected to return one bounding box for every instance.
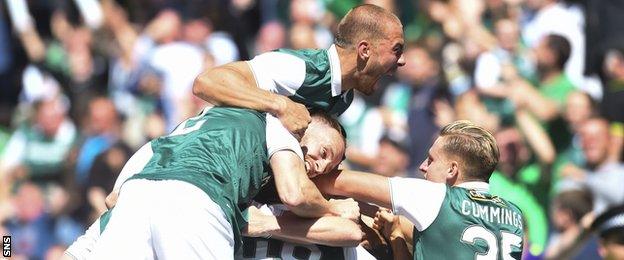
[2,236,10,257]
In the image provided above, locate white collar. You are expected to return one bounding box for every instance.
[327,44,342,97]
[456,181,490,192]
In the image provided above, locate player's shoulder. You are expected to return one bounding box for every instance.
[273,47,327,59]
[449,185,521,212]
[203,107,265,120]
[272,48,330,71]
[192,107,267,133]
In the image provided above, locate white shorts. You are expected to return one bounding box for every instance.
[89,179,234,260]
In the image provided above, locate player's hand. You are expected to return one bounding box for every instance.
[373,208,403,240]
[105,190,120,209]
[274,96,311,139]
[330,198,360,222]
[243,205,277,237]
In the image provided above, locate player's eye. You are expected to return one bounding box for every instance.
[321,148,327,158]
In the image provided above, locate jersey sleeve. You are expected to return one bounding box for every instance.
[247,52,306,96]
[389,177,447,231]
[265,114,304,160]
[64,217,101,260]
[112,142,154,191]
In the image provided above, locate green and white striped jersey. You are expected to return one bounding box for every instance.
[248,45,354,116]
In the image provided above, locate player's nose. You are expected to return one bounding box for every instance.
[397,54,406,67]
[418,160,428,173]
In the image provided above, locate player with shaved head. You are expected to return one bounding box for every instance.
[192,4,405,136]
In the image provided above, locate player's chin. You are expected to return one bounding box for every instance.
[385,66,398,76]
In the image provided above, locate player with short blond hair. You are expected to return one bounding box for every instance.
[315,120,525,259]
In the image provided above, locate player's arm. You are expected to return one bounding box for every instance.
[193,62,285,116]
[193,62,310,134]
[373,210,414,260]
[244,204,363,247]
[510,80,560,121]
[63,216,102,260]
[313,169,393,208]
[394,216,415,259]
[315,170,447,231]
[270,151,356,219]
[515,109,555,165]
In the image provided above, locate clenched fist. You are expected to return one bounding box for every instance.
[274,96,311,139]
[330,198,360,222]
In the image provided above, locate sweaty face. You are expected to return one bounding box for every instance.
[419,137,452,184]
[299,122,346,178]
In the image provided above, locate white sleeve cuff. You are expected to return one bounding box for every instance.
[265,114,303,160]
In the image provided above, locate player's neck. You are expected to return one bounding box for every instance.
[452,177,486,186]
[336,46,357,91]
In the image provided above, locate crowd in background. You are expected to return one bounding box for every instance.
[0,0,623,259]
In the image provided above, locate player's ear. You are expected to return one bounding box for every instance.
[447,161,459,179]
[357,40,371,60]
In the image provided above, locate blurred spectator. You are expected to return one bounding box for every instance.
[559,90,597,168]
[0,96,76,185]
[476,19,536,93]
[522,0,585,87]
[290,23,319,49]
[385,45,453,173]
[70,97,131,224]
[583,0,624,79]
[601,47,624,162]
[0,9,11,75]
[371,133,410,177]
[254,21,286,55]
[545,189,600,260]
[511,34,575,154]
[474,19,535,126]
[3,183,55,259]
[189,17,240,66]
[454,91,500,134]
[339,94,384,171]
[81,140,131,223]
[564,91,597,135]
[489,106,556,257]
[73,97,122,186]
[560,117,624,214]
[14,8,108,123]
[148,41,205,130]
[289,0,333,49]
[591,205,624,260]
